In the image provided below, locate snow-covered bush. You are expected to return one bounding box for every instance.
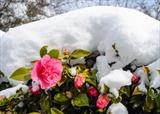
[0,0,159,31]
[0,6,159,114]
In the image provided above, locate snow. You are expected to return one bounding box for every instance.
[96,56,111,81]
[99,69,132,98]
[0,84,28,98]
[9,3,27,18]
[107,102,128,114]
[135,58,160,93]
[70,67,77,76]
[0,6,159,85]
[0,30,5,38]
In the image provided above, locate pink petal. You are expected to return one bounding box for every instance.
[31,61,41,81]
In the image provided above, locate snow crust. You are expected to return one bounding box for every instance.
[0,84,28,98]
[99,69,132,98]
[0,6,159,83]
[107,102,128,114]
[136,58,160,93]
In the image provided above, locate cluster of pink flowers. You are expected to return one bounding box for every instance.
[30,54,110,109]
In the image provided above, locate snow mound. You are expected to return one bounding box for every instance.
[0,6,159,81]
[0,30,5,39]
[99,69,132,97]
[107,102,128,114]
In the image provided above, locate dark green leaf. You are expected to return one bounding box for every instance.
[48,49,60,58]
[51,108,64,114]
[70,49,91,59]
[40,93,50,112]
[0,97,9,106]
[0,70,4,77]
[130,95,144,108]
[10,67,31,81]
[155,94,160,112]
[120,86,130,97]
[143,95,155,112]
[29,112,41,114]
[54,93,68,102]
[148,88,157,99]
[40,45,48,57]
[71,93,89,107]
[86,78,96,87]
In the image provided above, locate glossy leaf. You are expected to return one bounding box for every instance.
[40,93,50,112]
[70,49,91,59]
[10,67,31,81]
[51,108,64,114]
[143,95,154,112]
[48,49,60,58]
[54,93,68,102]
[40,45,48,57]
[71,93,89,107]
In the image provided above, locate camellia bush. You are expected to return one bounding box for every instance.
[0,46,160,114]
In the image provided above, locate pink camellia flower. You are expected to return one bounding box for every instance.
[74,74,85,89]
[96,94,110,109]
[131,74,140,84]
[31,55,63,89]
[87,86,98,97]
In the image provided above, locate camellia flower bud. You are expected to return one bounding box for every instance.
[62,47,70,55]
[131,74,140,84]
[96,94,110,109]
[66,91,72,99]
[87,86,98,97]
[74,74,85,89]
[0,96,5,101]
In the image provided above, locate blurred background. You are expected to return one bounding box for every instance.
[0,0,159,32]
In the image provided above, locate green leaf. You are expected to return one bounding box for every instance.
[130,95,144,108]
[148,88,157,99]
[155,94,160,112]
[120,86,130,97]
[48,49,60,58]
[40,45,48,57]
[71,93,89,107]
[86,78,96,87]
[29,112,41,114]
[40,93,50,113]
[10,67,31,81]
[0,70,4,77]
[0,97,9,106]
[70,49,91,59]
[157,69,160,76]
[51,108,64,114]
[143,95,155,112]
[54,93,68,102]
